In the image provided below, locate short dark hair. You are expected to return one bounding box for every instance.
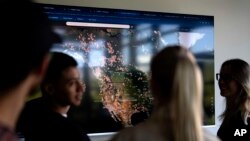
[41,52,78,94]
[0,0,61,93]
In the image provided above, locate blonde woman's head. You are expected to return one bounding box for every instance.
[150,45,203,141]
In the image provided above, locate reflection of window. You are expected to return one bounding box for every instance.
[89,49,105,67]
[135,43,153,73]
[88,39,106,67]
[122,46,129,65]
[121,30,130,46]
[136,24,152,41]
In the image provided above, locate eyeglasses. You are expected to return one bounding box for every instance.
[216,73,234,82]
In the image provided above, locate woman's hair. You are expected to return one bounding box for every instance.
[220,59,250,125]
[150,45,203,141]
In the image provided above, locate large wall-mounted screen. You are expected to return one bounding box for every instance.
[38,3,214,135]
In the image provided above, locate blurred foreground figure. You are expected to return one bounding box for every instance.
[109,45,220,141]
[0,0,60,140]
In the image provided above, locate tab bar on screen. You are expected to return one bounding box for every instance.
[66,22,130,29]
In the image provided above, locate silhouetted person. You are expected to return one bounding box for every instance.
[216,59,250,141]
[0,0,60,140]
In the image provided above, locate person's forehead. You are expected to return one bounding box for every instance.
[60,67,80,78]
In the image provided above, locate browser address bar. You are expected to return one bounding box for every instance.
[66,22,130,29]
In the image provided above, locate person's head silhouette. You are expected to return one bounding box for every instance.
[0,1,60,140]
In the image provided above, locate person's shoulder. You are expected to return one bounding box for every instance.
[110,121,162,141]
[25,97,44,107]
[203,129,221,141]
[109,127,135,141]
[0,123,18,141]
[49,116,90,141]
[23,97,46,113]
[48,114,83,133]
